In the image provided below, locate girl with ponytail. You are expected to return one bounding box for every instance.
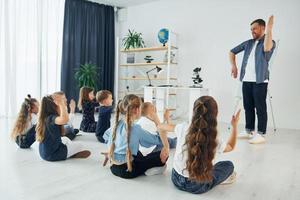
[11,95,39,148]
[107,94,170,179]
[36,92,91,161]
[158,96,241,194]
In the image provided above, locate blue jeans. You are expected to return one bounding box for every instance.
[15,125,36,148]
[171,161,234,194]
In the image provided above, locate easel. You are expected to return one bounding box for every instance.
[229,39,280,132]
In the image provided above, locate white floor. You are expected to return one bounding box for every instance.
[1,115,300,200]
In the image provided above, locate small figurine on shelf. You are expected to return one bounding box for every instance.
[191,67,203,88]
[163,51,175,63]
[144,55,154,63]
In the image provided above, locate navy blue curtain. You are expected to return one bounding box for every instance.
[61,0,115,101]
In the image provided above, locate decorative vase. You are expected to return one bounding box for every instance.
[127,53,135,63]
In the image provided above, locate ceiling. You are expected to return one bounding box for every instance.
[90,0,162,8]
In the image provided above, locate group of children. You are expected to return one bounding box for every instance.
[11,86,241,194]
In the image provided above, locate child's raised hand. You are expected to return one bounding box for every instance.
[231,109,241,128]
[69,99,76,113]
[163,109,170,122]
[160,147,169,163]
[52,94,66,106]
[148,111,158,121]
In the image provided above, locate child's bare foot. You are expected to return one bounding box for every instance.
[70,150,91,159]
[101,152,109,166]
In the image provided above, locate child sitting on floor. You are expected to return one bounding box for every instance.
[95,90,113,143]
[36,92,90,161]
[78,87,99,132]
[158,96,241,194]
[11,95,39,148]
[137,102,177,156]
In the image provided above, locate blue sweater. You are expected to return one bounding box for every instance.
[96,106,113,142]
[107,119,163,163]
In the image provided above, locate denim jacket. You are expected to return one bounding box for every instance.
[231,35,276,83]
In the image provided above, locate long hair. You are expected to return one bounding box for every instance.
[35,95,59,142]
[11,95,38,140]
[109,95,141,172]
[78,87,94,110]
[184,96,218,182]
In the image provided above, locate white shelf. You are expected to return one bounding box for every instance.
[117,31,178,107]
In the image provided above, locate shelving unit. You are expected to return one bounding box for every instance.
[120,45,178,53]
[116,31,179,102]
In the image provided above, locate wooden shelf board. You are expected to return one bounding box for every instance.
[120,46,178,53]
[120,62,177,67]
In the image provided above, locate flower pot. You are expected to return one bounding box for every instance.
[127,53,135,63]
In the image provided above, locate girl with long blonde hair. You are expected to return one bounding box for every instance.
[11,95,39,148]
[107,94,169,179]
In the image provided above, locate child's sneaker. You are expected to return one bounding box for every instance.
[220,171,237,185]
[248,133,266,144]
[145,165,167,176]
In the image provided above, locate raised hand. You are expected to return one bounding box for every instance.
[231,109,241,128]
[53,94,66,106]
[163,109,171,122]
[160,147,169,163]
[69,99,76,113]
[267,15,274,31]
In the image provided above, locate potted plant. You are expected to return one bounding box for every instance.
[74,63,98,89]
[122,29,145,63]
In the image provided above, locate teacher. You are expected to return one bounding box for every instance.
[229,16,276,144]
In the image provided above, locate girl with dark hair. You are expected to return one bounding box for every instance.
[36,92,90,161]
[78,87,99,132]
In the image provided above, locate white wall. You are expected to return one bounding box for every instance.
[117,0,300,130]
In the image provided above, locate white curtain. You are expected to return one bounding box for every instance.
[0,0,65,117]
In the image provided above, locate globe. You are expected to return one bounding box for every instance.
[158,28,169,46]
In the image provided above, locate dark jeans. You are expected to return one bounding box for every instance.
[171,161,234,194]
[15,125,77,148]
[15,126,36,148]
[110,151,165,179]
[242,82,268,134]
[96,135,105,143]
[64,125,78,140]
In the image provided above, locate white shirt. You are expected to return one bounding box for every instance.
[243,40,258,82]
[243,40,268,83]
[173,123,226,178]
[136,116,158,156]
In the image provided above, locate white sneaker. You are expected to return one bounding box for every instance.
[238,131,254,139]
[145,165,167,176]
[248,133,266,144]
[220,171,237,185]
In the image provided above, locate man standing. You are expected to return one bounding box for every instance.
[229,16,276,144]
